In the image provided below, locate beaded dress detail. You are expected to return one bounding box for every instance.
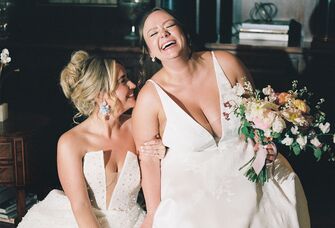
[18,151,145,228]
[150,51,310,228]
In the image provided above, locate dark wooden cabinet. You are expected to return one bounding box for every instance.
[0,113,48,222]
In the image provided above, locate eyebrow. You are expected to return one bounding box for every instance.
[146,19,176,36]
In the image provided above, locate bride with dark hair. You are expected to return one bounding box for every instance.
[133,8,311,228]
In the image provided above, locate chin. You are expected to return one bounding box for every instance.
[128,100,136,108]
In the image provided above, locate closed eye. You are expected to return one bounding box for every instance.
[118,75,129,85]
[150,32,158,37]
[166,23,176,28]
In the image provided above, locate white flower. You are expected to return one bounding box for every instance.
[333,134,335,144]
[319,122,330,134]
[268,92,277,102]
[272,116,286,133]
[0,48,11,65]
[291,126,299,135]
[297,135,307,149]
[311,137,322,148]
[243,81,253,92]
[264,129,272,138]
[281,134,294,146]
[294,116,309,126]
[262,85,274,96]
[232,83,245,96]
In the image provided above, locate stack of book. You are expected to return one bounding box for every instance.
[0,186,38,224]
[239,20,291,45]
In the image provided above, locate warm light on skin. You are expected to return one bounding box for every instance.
[142,10,188,62]
[114,64,136,112]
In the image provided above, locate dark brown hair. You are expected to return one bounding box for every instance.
[137,7,193,88]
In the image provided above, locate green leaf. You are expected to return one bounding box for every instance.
[272,132,281,139]
[323,144,330,152]
[292,142,301,155]
[241,126,250,137]
[313,148,323,161]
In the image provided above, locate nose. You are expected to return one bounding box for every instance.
[127,80,136,89]
[159,28,170,38]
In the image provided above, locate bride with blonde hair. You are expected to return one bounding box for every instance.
[18,50,165,228]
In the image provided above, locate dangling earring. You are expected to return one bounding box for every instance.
[151,57,156,62]
[99,101,111,120]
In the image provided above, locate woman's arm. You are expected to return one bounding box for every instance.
[132,84,162,227]
[57,134,100,228]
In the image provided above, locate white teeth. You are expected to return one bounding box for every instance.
[162,41,176,50]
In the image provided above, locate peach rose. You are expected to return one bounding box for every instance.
[277,92,291,105]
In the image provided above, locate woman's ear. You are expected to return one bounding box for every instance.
[96,92,107,104]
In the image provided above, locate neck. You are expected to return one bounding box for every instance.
[162,53,196,84]
[89,112,122,139]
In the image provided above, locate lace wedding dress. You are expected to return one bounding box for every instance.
[149,52,310,228]
[18,151,145,228]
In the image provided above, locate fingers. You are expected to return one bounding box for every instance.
[139,137,166,160]
[264,144,277,164]
[266,154,276,164]
[253,143,259,152]
[253,142,278,164]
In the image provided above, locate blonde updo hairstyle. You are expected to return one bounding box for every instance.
[60,50,122,120]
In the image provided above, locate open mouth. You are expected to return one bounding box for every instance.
[161,40,176,50]
[127,93,134,99]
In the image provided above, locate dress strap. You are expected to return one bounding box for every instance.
[211,51,233,89]
[147,80,177,118]
[147,79,166,99]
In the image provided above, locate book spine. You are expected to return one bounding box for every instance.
[239,32,289,41]
[239,28,288,34]
[0,194,37,214]
[241,23,289,31]
[0,216,15,224]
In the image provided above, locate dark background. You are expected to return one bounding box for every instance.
[1,0,335,227]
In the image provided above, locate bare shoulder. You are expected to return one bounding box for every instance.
[57,125,85,158]
[194,50,236,67]
[212,50,243,69]
[135,77,161,110]
[212,50,251,85]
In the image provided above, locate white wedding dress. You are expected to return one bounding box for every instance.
[149,52,310,228]
[18,151,145,228]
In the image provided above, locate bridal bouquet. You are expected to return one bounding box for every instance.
[229,80,335,185]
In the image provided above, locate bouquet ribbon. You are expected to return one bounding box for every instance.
[252,143,277,175]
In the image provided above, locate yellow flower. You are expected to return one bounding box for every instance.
[281,109,309,126]
[293,99,309,113]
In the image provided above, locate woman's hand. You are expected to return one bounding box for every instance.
[264,143,277,164]
[253,142,278,164]
[252,131,277,164]
[139,135,166,160]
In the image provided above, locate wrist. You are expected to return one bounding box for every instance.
[145,211,156,217]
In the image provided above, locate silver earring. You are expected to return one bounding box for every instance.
[99,101,111,119]
[151,57,155,62]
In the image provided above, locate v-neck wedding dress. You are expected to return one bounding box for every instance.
[18,151,145,228]
[150,52,310,228]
